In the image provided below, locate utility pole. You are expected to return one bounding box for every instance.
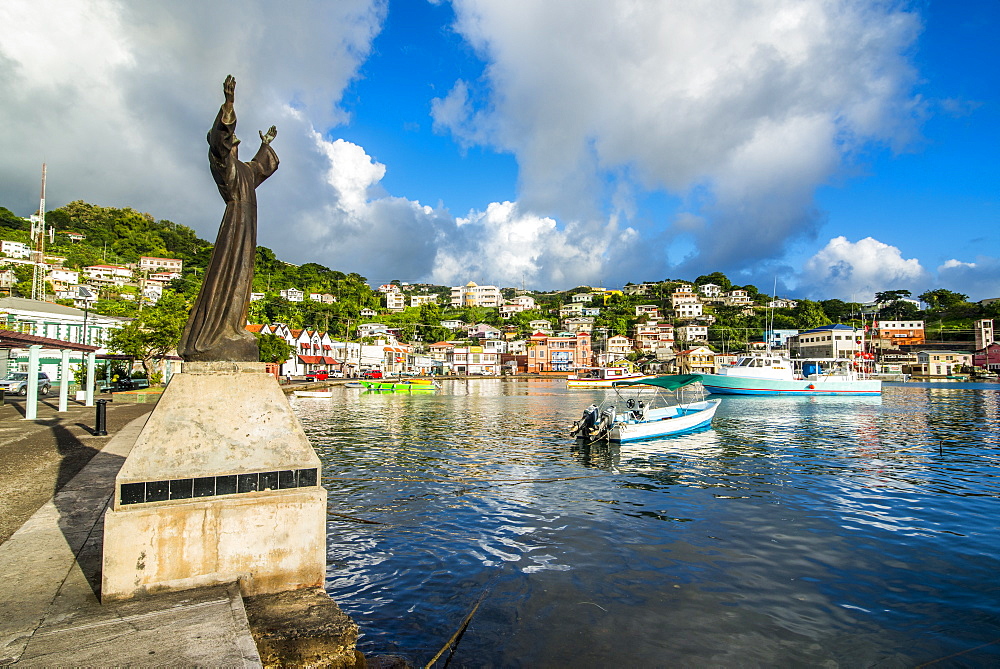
[29,164,47,301]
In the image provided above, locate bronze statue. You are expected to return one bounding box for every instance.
[178,75,278,362]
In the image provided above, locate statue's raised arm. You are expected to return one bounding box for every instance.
[178,75,279,362]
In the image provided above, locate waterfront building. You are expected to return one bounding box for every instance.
[912,350,972,377]
[975,319,995,350]
[789,324,866,358]
[428,341,453,368]
[973,342,1000,373]
[675,346,716,374]
[874,320,925,348]
[0,296,126,381]
[527,332,591,373]
[593,334,633,366]
[447,345,499,375]
[506,339,528,355]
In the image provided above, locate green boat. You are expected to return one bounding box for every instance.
[360,378,440,392]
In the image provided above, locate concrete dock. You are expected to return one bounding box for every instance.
[0,395,262,666]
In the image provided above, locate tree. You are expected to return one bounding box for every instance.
[819,299,858,323]
[792,299,832,329]
[874,289,911,304]
[256,333,293,364]
[919,288,968,310]
[694,272,732,291]
[105,291,188,379]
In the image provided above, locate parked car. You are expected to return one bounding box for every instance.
[361,370,383,379]
[305,370,329,381]
[0,372,51,396]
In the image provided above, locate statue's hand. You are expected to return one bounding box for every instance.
[260,125,277,145]
[224,75,236,104]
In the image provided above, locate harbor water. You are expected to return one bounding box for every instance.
[293,379,1000,667]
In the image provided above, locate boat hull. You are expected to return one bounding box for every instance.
[609,399,720,442]
[566,374,657,389]
[698,374,881,396]
[293,390,335,398]
[361,380,439,391]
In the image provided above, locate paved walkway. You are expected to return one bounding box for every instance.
[0,396,262,666]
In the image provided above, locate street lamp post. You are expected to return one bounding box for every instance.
[78,286,96,345]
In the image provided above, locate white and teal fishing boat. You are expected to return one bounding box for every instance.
[697,354,881,396]
[570,374,720,443]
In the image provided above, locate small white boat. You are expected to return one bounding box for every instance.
[570,374,720,443]
[566,365,656,388]
[293,389,335,398]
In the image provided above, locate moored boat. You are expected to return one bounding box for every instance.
[293,389,336,398]
[570,374,720,442]
[361,378,440,391]
[697,354,881,396]
[566,365,656,388]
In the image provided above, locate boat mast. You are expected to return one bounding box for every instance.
[29,163,47,301]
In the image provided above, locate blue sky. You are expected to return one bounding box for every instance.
[0,0,997,301]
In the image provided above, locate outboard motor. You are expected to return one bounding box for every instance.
[571,404,600,438]
[589,405,617,442]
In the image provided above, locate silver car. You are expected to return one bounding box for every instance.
[0,372,51,396]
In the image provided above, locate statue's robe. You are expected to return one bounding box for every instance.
[178,103,278,361]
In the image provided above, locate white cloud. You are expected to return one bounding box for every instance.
[798,236,927,301]
[0,0,385,243]
[938,259,975,271]
[296,135,640,287]
[0,1,931,293]
[936,257,1000,302]
[435,0,922,275]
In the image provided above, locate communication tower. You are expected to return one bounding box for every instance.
[28,164,47,301]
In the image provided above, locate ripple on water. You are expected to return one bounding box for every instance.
[296,381,1000,666]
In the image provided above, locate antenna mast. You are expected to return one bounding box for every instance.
[29,164,47,301]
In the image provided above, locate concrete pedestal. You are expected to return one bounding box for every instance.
[102,362,327,602]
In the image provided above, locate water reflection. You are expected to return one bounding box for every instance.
[295,381,1000,666]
